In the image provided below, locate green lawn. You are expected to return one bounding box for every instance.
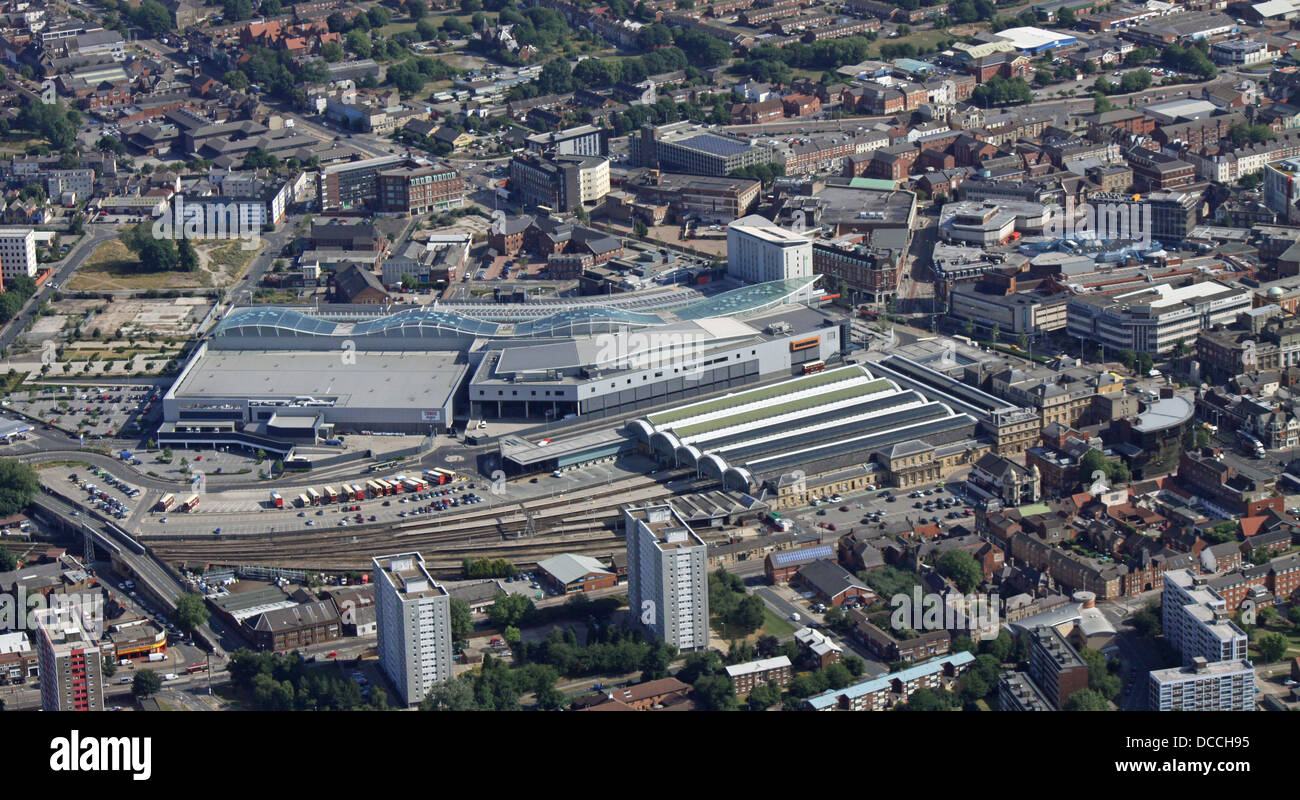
[762,609,796,637]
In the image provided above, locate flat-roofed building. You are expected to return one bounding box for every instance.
[0,228,37,284]
[1067,280,1252,356]
[35,605,103,712]
[1149,657,1255,711]
[626,172,761,223]
[625,504,710,652]
[727,214,813,283]
[373,552,452,706]
[1162,569,1250,666]
[999,670,1055,710]
[1265,158,1300,224]
[1027,624,1089,709]
[725,655,793,694]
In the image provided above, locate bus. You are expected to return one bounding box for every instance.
[1237,430,1265,458]
[423,469,446,486]
[366,480,382,498]
[369,459,399,474]
[296,493,309,508]
[432,467,456,483]
[307,487,321,505]
[802,360,826,374]
[323,486,338,503]
[270,491,283,508]
[858,305,878,320]
[181,495,199,512]
[184,662,208,675]
[156,494,175,512]
[402,478,427,493]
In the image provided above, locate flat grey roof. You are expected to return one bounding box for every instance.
[174,350,466,409]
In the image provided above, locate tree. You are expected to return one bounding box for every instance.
[1256,631,1288,663]
[1017,332,1029,351]
[449,597,472,644]
[1063,688,1109,711]
[745,682,782,710]
[1130,603,1161,637]
[132,670,163,699]
[406,0,428,20]
[692,674,737,710]
[178,239,198,273]
[0,460,39,516]
[729,594,766,635]
[173,592,209,632]
[905,687,955,710]
[421,674,479,710]
[320,41,345,62]
[990,323,1001,343]
[1058,6,1076,24]
[1136,352,1154,375]
[633,220,649,238]
[131,0,173,36]
[937,549,983,593]
[981,629,1014,663]
[1117,349,1135,370]
[346,30,373,59]
[640,640,675,681]
[0,544,16,571]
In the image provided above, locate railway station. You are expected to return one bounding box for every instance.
[624,364,987,501]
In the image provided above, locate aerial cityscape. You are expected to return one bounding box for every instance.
[0,0,1299,728]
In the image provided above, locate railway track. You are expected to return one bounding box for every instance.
[145,478,673,575]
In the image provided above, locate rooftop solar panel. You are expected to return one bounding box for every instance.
[677,134,755,158]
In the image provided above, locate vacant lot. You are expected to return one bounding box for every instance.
[69,241,202,291]
[69,238,262,291]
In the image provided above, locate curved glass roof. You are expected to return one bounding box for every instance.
[513,307,665,337]
[215,306,500,338]
[351,307,500,337]
[214,307,341,336]
[673,276,821,321]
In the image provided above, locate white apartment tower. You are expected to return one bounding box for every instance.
[373,552,453,706]
[0,228,38,283]
[35,605,104,712]
[1162,569,1249,666]
[625,504,709,652]
[726,214,812,284]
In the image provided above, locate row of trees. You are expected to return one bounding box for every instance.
[462,557,517,579]
[422,655,569,710]
[970,76,1033,108]
[226,649,393,710]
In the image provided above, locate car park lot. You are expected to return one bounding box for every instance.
[8,384,163,440]
[794,479,979,539]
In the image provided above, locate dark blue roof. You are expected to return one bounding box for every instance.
[678,134,754,158]
[770,544,835,566]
